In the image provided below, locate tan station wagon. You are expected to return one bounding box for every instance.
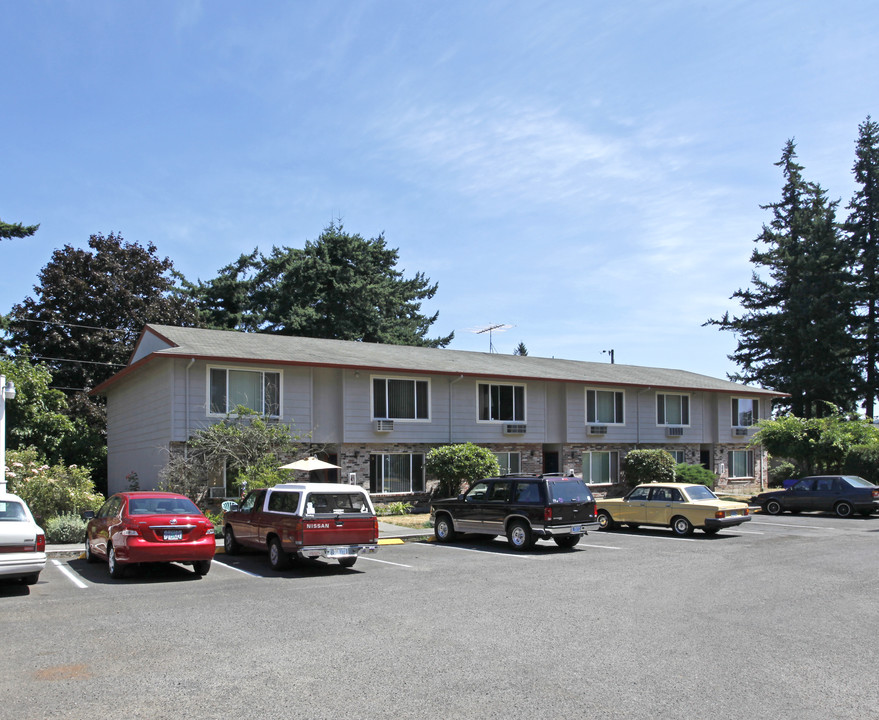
[596,483,750,536]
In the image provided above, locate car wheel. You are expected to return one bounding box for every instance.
[671,516,694,536]
[433,514,457,543]
[268,537,290,570]
[84,538,98,563]
[703,527,721,535]
[192,560,211,576]
[21,573,40,585]
[223,527,241,555]
[596,510,617,531]
[765,499,783,515]
[553,535,580,549]
[108,545,126,579]
[506,520,534,550]
[834,501,854,518]
[338,557,357,568]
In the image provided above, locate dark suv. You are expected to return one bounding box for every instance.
[430,474,597,550]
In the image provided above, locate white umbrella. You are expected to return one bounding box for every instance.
[278,456,341,471]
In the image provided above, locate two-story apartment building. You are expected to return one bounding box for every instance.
[93,324,785,497]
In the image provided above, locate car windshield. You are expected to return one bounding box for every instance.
[129,497,201,515]
[305,492,371,514]
[0,501,28,521]
[683,485,718,501]
[842,476,876,488]
[547,479,593,504]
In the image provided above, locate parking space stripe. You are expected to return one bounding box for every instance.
[419,542,534,558]
[358,556,413,568]
[213,560,263,577]
[752,521,838,530]
[51,559,88,589]
[578,543,623,550]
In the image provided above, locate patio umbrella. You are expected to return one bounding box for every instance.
[278,456,341,472]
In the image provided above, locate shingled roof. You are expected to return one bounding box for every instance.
[94,323,784,397]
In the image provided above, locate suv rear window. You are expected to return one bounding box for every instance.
[547,479,593,504]
[305,493,371,514]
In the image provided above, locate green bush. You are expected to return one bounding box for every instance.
[674,463,717,487]
[768,459,798,488]
[426,443,500,498]
[842,444,879,485]
[44,513,88,544]
[622,449,676,486]
[374,501,413,516]
[5,448,104,524]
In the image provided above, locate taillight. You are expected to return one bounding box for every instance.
[743,508,750,516]
[36,533,46,552]
[715,511,726,519]
[373,516,379,541]
[873,490,879,499]
[544,507,553,522]
[121,523,139,537]
[288,517,303,545]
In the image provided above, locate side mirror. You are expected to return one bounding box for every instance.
[81,510,95,520]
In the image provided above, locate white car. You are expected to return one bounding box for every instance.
[0,491,46,585]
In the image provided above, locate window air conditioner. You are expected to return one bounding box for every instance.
[374,420,394,432]
[665,426,684,437]
[588,425,608,435]
[503,424,527,435]
[209,487,226,499]
[734,428,749,436]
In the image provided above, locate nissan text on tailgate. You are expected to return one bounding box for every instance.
[223,483,379,570]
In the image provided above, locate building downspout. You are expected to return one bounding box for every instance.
[449,375,464,443]
[184,358,195,458]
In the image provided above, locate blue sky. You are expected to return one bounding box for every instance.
[2,1,877,382]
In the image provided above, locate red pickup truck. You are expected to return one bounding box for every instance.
[222,483,379,570]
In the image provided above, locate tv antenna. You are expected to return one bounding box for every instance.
[602,349,615,364]
[470,323,514,353]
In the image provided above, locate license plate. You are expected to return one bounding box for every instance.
[164,530,183,541]
[326,547,353,557]
[728,511,739,517]
[571,525,582,533]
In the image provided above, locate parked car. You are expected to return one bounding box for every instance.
[596,483,751,536]
[753,475,879,517]
[430,474,597,550]
[0,491,46,585]
[84,492,215,578]
[223,483,379,570]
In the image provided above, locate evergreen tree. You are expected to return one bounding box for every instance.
[708,140,859,417]
[514,342,528,356]
[0,217,39,240]
[845,116,879,417]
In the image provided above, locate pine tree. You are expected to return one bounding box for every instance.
[708,140,859,417]
[0,217,39,240]
[845,117,879,417]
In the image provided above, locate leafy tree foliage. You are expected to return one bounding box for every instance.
[0,217,39,240]
[158,407,304,503]
[845,117,879,417]
[621,449,676,486]
[190,223,453,347]
[5,448,104,524]
[425,443,500,498]
[3,233,200,488]
[751,405,879,476]
[673,463,717,488]
[708,141,859,417]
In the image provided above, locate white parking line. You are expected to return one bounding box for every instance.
[358,556,413,568]
[753,520,838,530]
[601,532,699,542]
[213,560,263,577]
[578,543,623,550]
[51,559,88,589]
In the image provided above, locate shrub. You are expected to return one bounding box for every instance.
[44,513,88,544]
[374,501,413,516]
[622,449,676,486]
[842,444,879,485]
[674,463,716,487]
[768,459,798,488]
[426,443,500,498]
[5,448,104,524]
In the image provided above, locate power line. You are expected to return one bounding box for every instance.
[5,317,131,334]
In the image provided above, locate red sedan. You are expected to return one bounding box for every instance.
[85,492,215,578]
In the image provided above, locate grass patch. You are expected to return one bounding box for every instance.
[378,513,432,529]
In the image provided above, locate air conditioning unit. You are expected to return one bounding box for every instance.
[665,426,684,437]
[588,425,608,435]
[374,420,394,432]
[734,427,749,436]
[209,487,226,499]
[503,423,527,435]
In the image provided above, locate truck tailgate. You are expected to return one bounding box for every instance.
[303,515,377,546]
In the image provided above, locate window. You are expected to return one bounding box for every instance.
[657,393,690,425]
[669,451,686,464]
[369,453,426,493]
[209,368,280,416]
[732,397,759,427]
[487,481,511,502]
[478,383,525,422]
[586,389,624,424]
[373,377,429,420]
[583,451,619,484]
[494,452,521,475]
[267,491,301,513]
[728,450,754,478]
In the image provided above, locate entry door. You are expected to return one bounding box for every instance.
[544,452,559,474]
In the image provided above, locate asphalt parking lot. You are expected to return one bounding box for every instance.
[3,512,878,720]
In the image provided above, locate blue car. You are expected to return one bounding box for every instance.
[754,475,879,518]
